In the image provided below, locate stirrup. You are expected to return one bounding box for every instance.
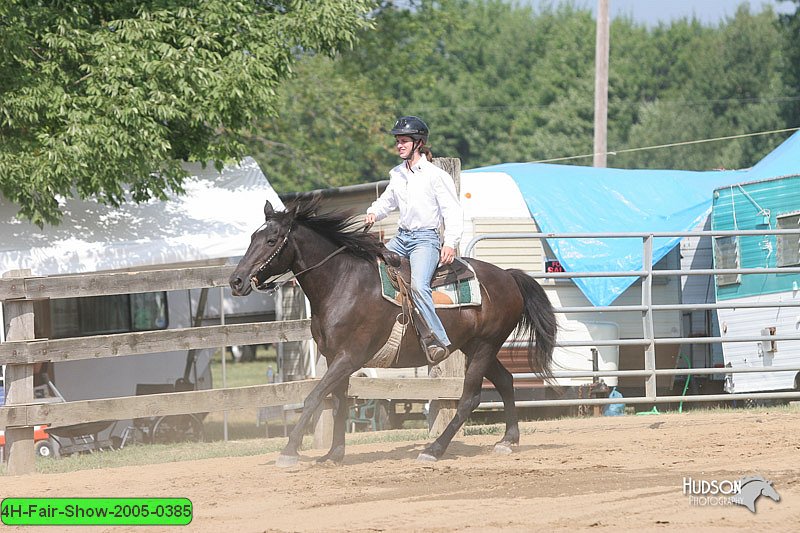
[426,343,449,365]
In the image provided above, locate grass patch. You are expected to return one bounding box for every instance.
[0,428,435,476]
[0,438,293,476]
[203,347,289,441]
[210,345,277,389]
[464,424,504,436]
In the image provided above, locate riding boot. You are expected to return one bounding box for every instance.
[412,308,450,364]
[420,334,449,365]
[425,342,449,365]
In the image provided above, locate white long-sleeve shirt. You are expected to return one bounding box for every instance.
[367,157,464,249]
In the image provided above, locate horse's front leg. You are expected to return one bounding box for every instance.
[315,376,350,464]
[276,356,356,468]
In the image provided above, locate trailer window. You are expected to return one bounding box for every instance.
[713,236,740,286]
[776,212,800,267]
[50,292,168,339]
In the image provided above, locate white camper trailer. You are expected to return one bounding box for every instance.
[0,157,283,447]
[711,175,800,393]
[459,170,677,396]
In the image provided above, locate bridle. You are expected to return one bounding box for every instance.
[249,222,348,294]
[251,224,292,283]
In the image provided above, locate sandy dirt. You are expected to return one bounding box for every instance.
[2,409,799,532]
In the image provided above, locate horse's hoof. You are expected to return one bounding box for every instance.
[275,454,299,468]
[416,453,438,462]
[315,445,345,465]
[493,443,514,455]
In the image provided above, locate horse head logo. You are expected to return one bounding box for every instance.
[730,476,780,513]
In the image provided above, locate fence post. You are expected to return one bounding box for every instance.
[2,269,36,475]
[642,236,657,399]
[428,157,466,437]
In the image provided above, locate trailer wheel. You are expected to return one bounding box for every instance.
[150,414,204,444]
[35,438,60,459]
[388,401,418,429]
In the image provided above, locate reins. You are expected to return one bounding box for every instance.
[250,222,373,294]
[250,242,347,294]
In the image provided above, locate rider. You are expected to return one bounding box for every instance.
[365,116,463,363]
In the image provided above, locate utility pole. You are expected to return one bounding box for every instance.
[593,0,610,168]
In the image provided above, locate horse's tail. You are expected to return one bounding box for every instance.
[507,268,557,380]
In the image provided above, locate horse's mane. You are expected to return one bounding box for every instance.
[282,195,384,261]
[739,476,769,486]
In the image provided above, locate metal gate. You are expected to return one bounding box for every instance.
[466,228,800,410]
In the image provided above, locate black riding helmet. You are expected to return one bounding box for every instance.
[391,116,429,160]
[390,116,429,143]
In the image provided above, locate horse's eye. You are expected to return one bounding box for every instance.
[267,239,277,246]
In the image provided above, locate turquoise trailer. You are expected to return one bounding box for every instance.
[711,174,800,393]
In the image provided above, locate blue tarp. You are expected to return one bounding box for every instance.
[466,130,800,306]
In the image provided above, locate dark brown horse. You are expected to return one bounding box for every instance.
[229,197,557,466]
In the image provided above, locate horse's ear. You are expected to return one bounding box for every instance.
[264,200,274,219]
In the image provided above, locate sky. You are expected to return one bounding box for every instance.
[521,0,795,26]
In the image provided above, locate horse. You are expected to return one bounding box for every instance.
[229,196,557,467]
[731,476,781,513]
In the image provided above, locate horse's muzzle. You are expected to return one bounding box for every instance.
[229,274,252,296]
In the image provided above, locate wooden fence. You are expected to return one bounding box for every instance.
[0,266,464,475]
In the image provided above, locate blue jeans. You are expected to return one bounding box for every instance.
[386,228,450,346]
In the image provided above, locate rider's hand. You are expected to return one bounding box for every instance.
[440,246,456,265]
[364,213,377,225]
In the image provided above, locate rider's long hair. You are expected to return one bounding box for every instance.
[420,145,433,162]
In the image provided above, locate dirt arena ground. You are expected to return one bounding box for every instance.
[3,409,798,532]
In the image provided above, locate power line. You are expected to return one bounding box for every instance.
[411,95,800,114]
[527,126,800,164]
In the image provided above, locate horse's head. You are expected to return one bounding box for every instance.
[229,200,294,296]
[733,476,781,512]
[760,480,781,502]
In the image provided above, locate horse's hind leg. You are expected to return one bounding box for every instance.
[484,358,520,454]
[316,377,349,464]
[418,342,498,462]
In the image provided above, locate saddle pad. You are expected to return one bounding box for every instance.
[378,260,482,308]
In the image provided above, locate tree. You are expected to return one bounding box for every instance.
[242,0,463,190]
[616,6,788,170]
[343,1,601,168]
[0,0,375,225]
[242,54,394,192]
[239,0,794,193]
[779,0,800,127]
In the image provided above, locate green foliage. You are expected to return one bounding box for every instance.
[412,2,600,166]
[250,0,796,192]
[0,0,375,225]
[242,55,395,192]
[4,0,798,212]
[241,0,461,188]
[617,6,788,169]
[779,1,800,127]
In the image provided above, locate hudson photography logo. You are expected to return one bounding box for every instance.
[683,475,781,513]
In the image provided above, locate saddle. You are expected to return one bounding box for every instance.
[380,249,476,291]
[377,248,479,366]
